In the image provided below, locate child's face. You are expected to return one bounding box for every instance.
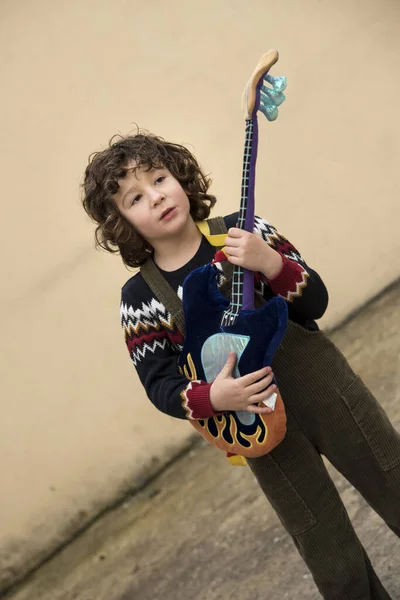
[114,161,191,246]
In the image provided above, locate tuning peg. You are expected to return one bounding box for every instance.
[260,85,286,107]
[259,103,279,121]
[264,74,287,92]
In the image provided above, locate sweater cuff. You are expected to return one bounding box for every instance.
[180,381,222,420]
[262,253,309,302]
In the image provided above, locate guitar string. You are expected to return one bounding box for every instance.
[222,120,254,326]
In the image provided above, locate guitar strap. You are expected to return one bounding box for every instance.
[140,255,187,336]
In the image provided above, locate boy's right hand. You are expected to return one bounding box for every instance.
[209,352,276,414]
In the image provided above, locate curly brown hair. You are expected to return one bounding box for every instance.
[82,131,217,268]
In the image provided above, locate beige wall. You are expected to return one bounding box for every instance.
[1,0,399,590]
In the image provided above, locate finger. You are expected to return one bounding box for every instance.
[246,404,273,415]
[224,236,242,247]
[227,255,242,266]
[248,384,277,405]
[225,246,241,256]
[240,366,272,387]
[246,373,274,395]
[218,351,237,378]
[227,227,244,237]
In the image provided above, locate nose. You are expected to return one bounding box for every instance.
[151,192,164,208]
[149,188,165,207]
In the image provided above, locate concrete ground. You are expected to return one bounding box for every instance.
[3,282,400,600]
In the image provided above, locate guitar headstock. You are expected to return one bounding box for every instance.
[242,49,287,122]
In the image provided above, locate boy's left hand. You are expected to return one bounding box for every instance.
[224,227,283,280]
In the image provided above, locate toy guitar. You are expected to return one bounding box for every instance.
[178,50,289,463]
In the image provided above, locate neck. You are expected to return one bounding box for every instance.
[152,217,203,272]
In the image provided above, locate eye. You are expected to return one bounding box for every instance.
[130,194,142,206]
[155,175,165,184]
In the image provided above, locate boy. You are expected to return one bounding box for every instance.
[82,131,400,599]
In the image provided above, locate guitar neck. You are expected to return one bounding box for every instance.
[230,112,259,315]
[220,51,284,327]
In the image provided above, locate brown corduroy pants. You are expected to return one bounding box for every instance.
[247,321,400,599]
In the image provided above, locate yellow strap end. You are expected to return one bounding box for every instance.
[227,455,248,467]
[196,220,227,248]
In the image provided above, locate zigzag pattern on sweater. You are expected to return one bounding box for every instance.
[120,297,173,334]
[254,216,303,264]
[121,298,181,366]
[128,337,170,366]
[285,269,310,302]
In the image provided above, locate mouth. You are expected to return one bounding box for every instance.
[160,207,176,220]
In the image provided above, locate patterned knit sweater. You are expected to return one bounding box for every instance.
[120,212,328,421]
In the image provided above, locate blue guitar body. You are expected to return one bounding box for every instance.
[178,263,288,457]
